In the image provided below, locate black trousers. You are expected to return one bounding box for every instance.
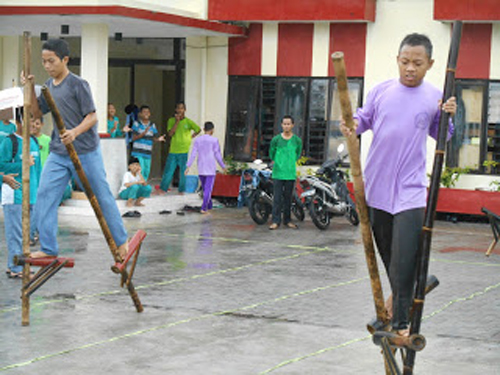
[272,179,295,225]
[369,207,425,330]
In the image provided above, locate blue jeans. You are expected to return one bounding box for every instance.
[160,153,188,192]
[119,184,152,200]
[4,205,24,273]
[34,147,128,256]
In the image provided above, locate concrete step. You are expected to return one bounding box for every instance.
[59,192,203,217]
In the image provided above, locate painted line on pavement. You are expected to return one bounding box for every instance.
[258,280,500,373]
[0,276,368,371]
[0,241,342,314]
[2,232,497,315]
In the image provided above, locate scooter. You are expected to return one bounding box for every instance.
[242,160,305,225]
[300,144,359,230]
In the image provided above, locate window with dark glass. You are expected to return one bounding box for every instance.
[225,76,364,163]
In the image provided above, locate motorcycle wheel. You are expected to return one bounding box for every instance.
[346,196,360,226]
[249,194,271,225]
[309,194,330,230]
[292,196,305,222]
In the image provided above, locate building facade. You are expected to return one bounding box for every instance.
[0,0,499,188]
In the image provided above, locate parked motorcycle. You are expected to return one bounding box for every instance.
[300,144,359,230]
[242,161,305,225]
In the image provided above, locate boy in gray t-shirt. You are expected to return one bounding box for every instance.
[28,38,129,260]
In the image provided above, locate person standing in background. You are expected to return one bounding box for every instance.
[269,115,302,230]
[159,102,200,194]
[185,121,226,214]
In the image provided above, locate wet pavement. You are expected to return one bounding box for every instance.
[0,204,499,374]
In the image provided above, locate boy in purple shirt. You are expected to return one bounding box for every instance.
[341,33,456,336]
[185,122,226,214]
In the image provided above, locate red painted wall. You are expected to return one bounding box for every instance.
[456,23,492,80]
[228,23,262,76]
[329,23,367,77]
[209,0,376,21]
[434,0,500,21]
[277,23,314,77]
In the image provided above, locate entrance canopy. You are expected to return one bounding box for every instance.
[0,6,246,38]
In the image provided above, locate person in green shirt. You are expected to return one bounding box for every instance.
[269,115,302,230]
[30,117,51,167]
[159,102,200,194]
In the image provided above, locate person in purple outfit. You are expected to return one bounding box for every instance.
[341,33,456,336]
[185,121,226,214]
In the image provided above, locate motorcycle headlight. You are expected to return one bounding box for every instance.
[301,189,315,198]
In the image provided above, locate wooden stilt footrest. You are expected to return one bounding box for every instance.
[15,256,75,268]
[111,230,147,274]
[373,331,426,352]
[14,255,75,300]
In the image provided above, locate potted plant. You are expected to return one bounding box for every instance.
[212,155,248,198]
[436,166,500,215]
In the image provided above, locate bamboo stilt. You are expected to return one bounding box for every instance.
[404,21,463,374]
[331,52,389,325]
[21,31,32,326]
[40,87,143,313]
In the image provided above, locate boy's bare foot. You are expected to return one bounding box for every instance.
[200,210,210,215]
[395,328,410,337]
[116,241,129,262]
[30,250,56,258]
[126,199,134,207]
[135,197,145,206]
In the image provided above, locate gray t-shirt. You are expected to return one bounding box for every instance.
[39,72,99,155]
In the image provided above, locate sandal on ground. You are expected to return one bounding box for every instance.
[8,271,23,279]
[285,222,298,229]
[269,223,279,230]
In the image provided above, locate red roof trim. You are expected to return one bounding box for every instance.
[0,6,246,36]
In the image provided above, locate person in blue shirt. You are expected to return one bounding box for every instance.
[131,105,166,180]
[0,109,41,278]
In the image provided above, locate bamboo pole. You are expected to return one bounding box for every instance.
[40,87,143,313]
[21,31,32,326]
[403,21,463,375]
[331,52,389,325]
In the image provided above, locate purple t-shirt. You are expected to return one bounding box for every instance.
[356,78,454,215]
[186,134,226,176]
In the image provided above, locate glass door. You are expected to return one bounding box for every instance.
[276,79,308,139]
[225,77,259,161]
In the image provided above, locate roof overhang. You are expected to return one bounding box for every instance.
[0,6,247,38]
